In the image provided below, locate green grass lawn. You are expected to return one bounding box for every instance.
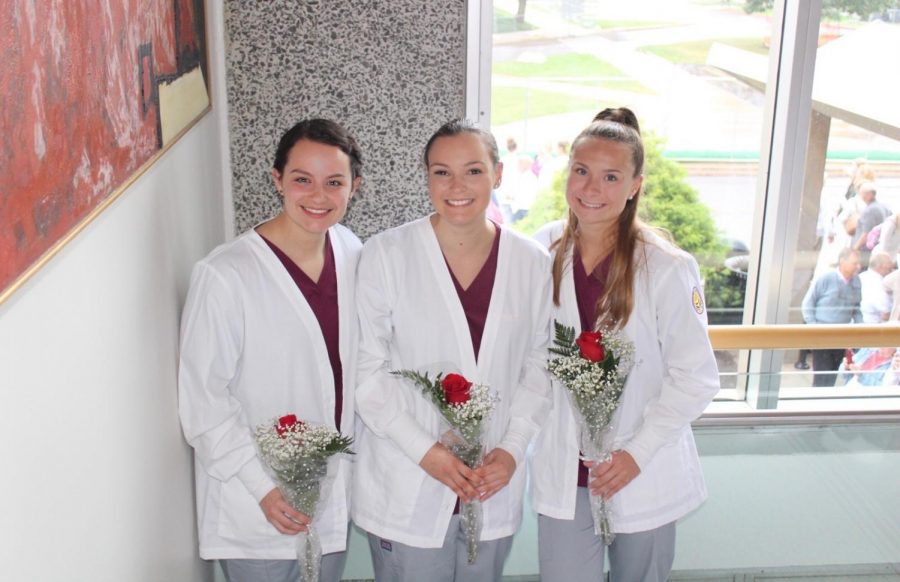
[493,53,654,94]
[640,37,769,64]
[491,86,599,126]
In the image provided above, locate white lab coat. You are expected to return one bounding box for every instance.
[352,216,552,548]
[178,224,361,559]
[529,221,719,534]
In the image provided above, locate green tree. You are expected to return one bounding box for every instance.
[512,134,742,322]
[743,0,900,18]
[639,134,727,263]
[515,133,727,263]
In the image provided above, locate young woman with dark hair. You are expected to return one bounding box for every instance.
[179,119,363,582]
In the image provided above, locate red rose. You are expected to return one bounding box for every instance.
[575,331,605,362]
[276,414,299,437]
[441,373,472,405]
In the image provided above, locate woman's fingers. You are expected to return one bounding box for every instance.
[420,443,482,502]
[475,448,516,501]
[587,450,641,500]
[259,488,311,534]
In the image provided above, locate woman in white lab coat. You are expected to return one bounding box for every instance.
[353,120,552,581]
[530,108,720,582]
[178,119,362,582]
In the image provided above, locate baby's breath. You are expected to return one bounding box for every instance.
[391,369,497,565]
[391,370,498,447]
[254,418,353,515]
[547,322,635,448]
[547,321,635,545]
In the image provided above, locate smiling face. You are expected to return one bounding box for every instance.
[426,132,500,228]
[271,139,359,237]
[565,137,642,233]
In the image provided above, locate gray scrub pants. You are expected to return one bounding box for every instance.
[366,515,513,582]
[220,550,347,582]
[538,487,676,582]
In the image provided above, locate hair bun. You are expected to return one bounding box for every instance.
[592,107,640,134]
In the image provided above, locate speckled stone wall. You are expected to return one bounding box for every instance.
[224,1,467,238]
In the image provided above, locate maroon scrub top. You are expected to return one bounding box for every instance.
[573,246,612,487]
[259,232,344,431]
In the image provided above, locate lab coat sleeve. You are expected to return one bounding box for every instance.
[497,269,553,466]
[623,254,720,470]
[177,262,275,502]
[355,240,436,465]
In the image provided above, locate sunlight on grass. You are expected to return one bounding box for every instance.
[640,37,769,64]
[495,53,625,77]
[493,53,654,93]
[491,86,598,126]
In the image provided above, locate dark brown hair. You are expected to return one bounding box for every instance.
[273,119,363,180]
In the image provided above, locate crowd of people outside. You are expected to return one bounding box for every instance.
[494,137,569,226]
[801,160,900,388]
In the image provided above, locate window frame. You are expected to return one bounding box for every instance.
[467,0,900,419]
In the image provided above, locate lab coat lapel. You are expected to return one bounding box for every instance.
[417,217,479,378]
[559,245,581,330]
[246,230,335,422]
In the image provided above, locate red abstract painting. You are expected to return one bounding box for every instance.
[0,0,208,301]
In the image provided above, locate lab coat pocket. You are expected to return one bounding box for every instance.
[216,477,277,540]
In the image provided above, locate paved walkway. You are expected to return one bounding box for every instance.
[490,1,900,157]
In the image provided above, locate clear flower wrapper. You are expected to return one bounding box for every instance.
[392,367,498,565]
[547,322,634,545]
[573,396,621,545]
[254,416,353,582]
[440,421,485,564]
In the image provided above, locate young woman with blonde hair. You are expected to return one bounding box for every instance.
[530,108,720,581]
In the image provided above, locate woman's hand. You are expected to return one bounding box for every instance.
[259,488,311,534]
[586,450,640,501]
[475,448,516,501]
[420,442,481,502]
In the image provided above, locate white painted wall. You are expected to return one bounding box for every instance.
[0,4,231,580]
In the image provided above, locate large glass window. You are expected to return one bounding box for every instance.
[474,0,900,413]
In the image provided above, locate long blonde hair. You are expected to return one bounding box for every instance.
[551,108,645,330]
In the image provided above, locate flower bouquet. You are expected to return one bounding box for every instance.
[254,414,353,582]
[391,370,497,564]
[547,321,634,545]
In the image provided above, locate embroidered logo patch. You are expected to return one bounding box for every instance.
[692,286,704,314]
[380,539,393,552]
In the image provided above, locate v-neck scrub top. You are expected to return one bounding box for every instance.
[260,232,343,430]
[178,224,361,559]
[446,225,501,361]
[352,216,553,548]
[572,247,612,488]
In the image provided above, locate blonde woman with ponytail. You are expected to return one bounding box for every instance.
[529,108,720,582]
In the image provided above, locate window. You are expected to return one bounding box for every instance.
[468,0,900,414]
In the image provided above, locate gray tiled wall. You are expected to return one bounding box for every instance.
[224,0,467,239]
